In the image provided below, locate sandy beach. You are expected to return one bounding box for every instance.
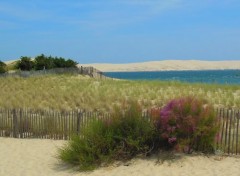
[1,137,240,176]
[80,60,240,72]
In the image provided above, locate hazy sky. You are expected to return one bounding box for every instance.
[0,0,240,63]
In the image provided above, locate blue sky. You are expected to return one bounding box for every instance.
[0,0,240,63]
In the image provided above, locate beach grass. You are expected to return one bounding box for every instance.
[0,74,239,111]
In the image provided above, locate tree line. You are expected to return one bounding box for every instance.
[0,54,78,73]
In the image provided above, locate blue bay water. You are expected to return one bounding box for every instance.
[104,70,240,84]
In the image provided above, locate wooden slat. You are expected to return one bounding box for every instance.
[80,110,84,137]
[1,109,3,137]
[76,111,79,135]
[56,110,59,139]
[22,108,25,138]
[215,108,221,149]
[228,109,233,154]
[231,109,236,154]
[44,110,47,139]
[58,111,60,139]
[63,112,68,140]
[220,108,225,150]
[8,109,11,137]
[33,109,36,138]
[61,111,64,140]
[0,109,2,137]
[236,110,240,155]
[40,110,42,138]
[28,108,31,138]
[0,109,3,137]
[53,110,56,139]
[12,109,17,138]
[19,109,22,138]
[23,108,26,138]
[224,109,229,153]
[48,110,52,139]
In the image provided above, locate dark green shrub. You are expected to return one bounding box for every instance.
[34,54,77,70]
[59,102,155,171]
[64,59,78,68]
[53,58,77,68]
[0,60,7,73]
[153,97,219,153]
[35,54,55,70]
[15,56,35,71]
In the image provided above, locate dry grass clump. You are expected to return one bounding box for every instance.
[0,75,239,111]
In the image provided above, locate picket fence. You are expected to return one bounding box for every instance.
[0,67,108,79]
[0,108,240,155]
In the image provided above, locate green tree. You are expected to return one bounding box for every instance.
[53,57,66,68]
[65,59,78,68]
[16,56,35,71]
[0,60,7,73]
[53,58,77,68]
[35,54,78,70]
[34,54,54,70]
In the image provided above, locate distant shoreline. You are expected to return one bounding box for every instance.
[80,60,240,72]
[4,59,240,72]
[102,69,240,73]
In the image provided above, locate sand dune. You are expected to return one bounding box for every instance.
[80,60,240,72]
[1,137,240,176]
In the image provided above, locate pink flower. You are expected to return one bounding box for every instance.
[168,137,177,144]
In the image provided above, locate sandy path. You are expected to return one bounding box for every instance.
[0,137,240,176]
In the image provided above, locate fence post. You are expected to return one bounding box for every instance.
[77,111,82,135]
[80,66,83,74]
[19,109,23,138]
[91,67,93,77]
[12,109,18,138]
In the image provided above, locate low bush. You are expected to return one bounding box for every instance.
[59,97,220,171]
[15,56,35,71]
[153,97,219,153]
[58,101,155,171]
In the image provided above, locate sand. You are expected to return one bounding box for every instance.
[6,59,240,72]
[1,137,240,176]
[80,60,240,72]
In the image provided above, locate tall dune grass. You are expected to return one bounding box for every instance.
[0,75,239,111]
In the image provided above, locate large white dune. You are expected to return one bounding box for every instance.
[80,60,240,72]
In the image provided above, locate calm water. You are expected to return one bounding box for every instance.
[104,70,240,84]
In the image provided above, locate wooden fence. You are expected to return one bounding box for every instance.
[0,109,110,140]
[215,108,240,155]
[0,66,108,79]
[0,108,240,155]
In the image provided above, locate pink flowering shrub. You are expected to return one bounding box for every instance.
[153,97,219,153]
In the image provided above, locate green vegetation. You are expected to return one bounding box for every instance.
[12,54,78,71]
[152,97,219,153]
[0,75,239,111]
[34,54,77,70]
[59,102,154,170]
[59,99,219,171]
[15,57,35,71]
[0,60,7,73]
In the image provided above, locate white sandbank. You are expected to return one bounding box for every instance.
[80,60,240,72]
[1,137,240,176]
